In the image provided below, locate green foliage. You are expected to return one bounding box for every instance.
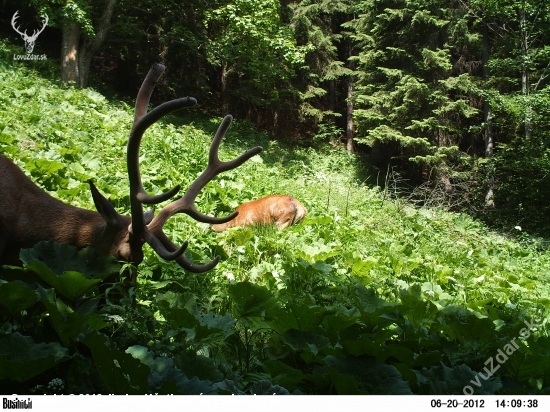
[482,86,550,237]
[1,57,550,395]
[290,0,354,123]
[0,333,70,382]
[349,0,480,166]
[5,0,548,237]
[204,0,310,108]
[312,120,344,143]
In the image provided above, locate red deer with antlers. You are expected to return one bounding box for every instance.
[0,64,262,279]
[211,195,307,232]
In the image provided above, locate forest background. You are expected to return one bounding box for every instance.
[1,0,549,238]
[2,0,550,395]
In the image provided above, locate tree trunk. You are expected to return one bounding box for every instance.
[327,79,339,145]
[78,0,116,88]
[482,24,493,159]
[520,8,532,139]
[482,22,494,208]
[77,44,94,89]
[221,63,229,117]
[345,41,355,153]
[61,0,116,88]
[61,22,80,84]
[346,76,355,153]
[328,79,336,121]
[272,110,279,137]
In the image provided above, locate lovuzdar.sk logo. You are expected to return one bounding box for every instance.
[2,398,32,410]
[11,10,48,61]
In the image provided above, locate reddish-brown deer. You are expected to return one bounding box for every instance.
[210,195,307,232]
[0,63,262,278]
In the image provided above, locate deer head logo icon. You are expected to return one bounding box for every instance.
[11,11,49,54]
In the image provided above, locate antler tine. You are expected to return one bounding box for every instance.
[142,230,189,261]
[127,64,262,273]
[144,114,262,272]
[11,11,23,36]
[128,63,197,238]
[150,229,221,273]
[181,115,263,222]
[148,114,263,231]
[36,13,48,36]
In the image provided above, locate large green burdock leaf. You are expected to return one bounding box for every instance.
[25,158,65,175]
[193,311,236,340]
[173,351,225,383]
[228,281,279,319]
[20,241,120,279]
[155,291,199,329]
[438,305,497,345]
[354,284,394,313]
[38,287,107,346]
[82,331,150,394]
[0,332,69,382]
[263,360,307,390]
[19,241,120,301]
[282,329,330,355]
[156,291,236,341]
[399,284,439,328]
[324,355,413,395]
[0,280,39,316]
[415,363,502,395]
[504,336,550,386]
[25,264,100,301]
[126,346,215,394]
[266,302,328,334]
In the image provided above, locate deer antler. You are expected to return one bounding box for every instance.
[11,11,24,37]
[147,114,262,271]
[32,13,48,40]
[11,11,48,40]
[128,63,263,272]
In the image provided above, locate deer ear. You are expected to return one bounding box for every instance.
[89,180,123,227]
[144,208,155,225]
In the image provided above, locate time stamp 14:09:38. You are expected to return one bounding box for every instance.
[430,399,539,408]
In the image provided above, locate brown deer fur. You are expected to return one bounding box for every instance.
[0,63,261,274]
[0,154,143,266]
[211,195,307,232]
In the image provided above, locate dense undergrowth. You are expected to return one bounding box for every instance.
[1,55,550,395]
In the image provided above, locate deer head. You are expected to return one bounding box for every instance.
[0,63,262,278]
[11,11,48,54]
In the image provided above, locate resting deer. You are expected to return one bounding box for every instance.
[0,63,262,279]
[211,195,307,232]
